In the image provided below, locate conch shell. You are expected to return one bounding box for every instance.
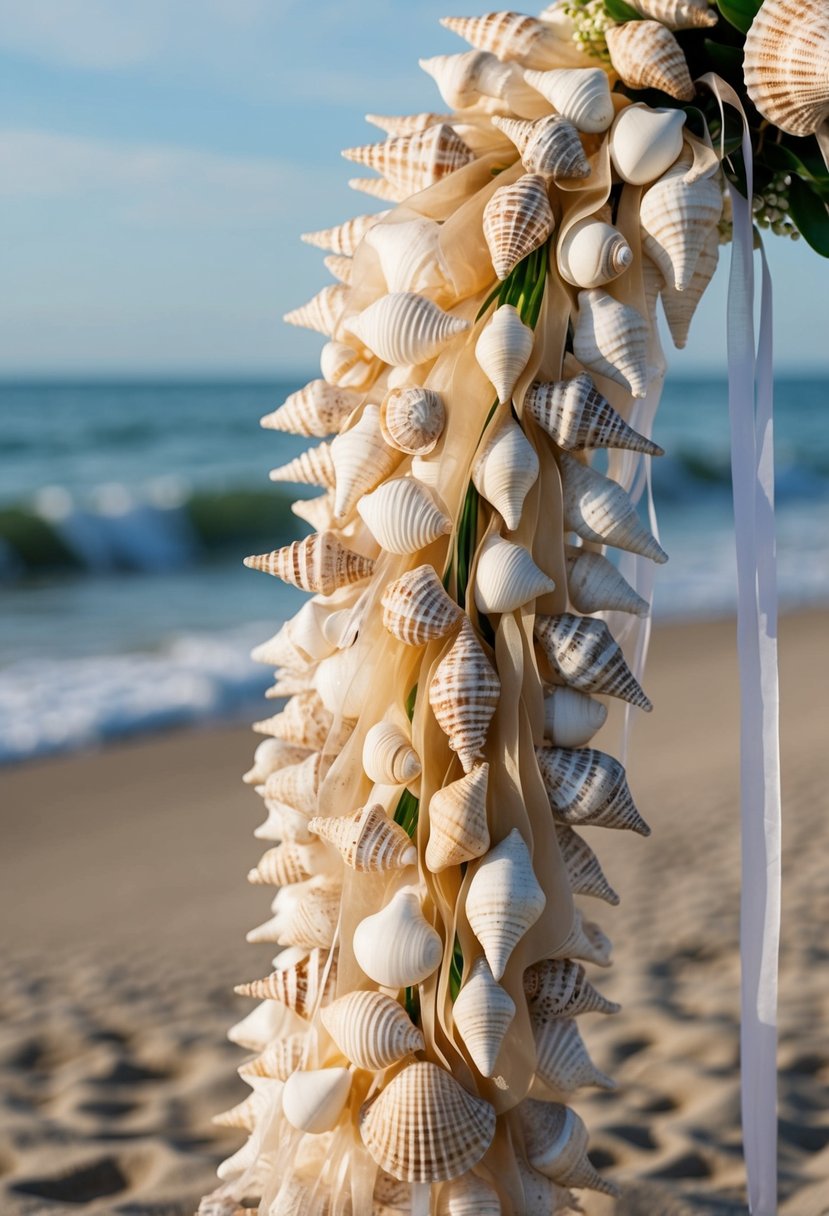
[244,531,374,596]
[524,957,620,1020]
[429,618,501,773]
[331,404,401,520]
[605,20,695,101]
[532,1017,616,1094]
[472,418,540,531]
[320,339,381,390]
[262,750,325,815]
[321,990,425,1070]
[572,288,650,399]
[247,840,333,887]
[523,67,614,133]
[284,283,349,337]
[309,804,417,872]
[358,477,452,554]
[519,1099,619,1194]
[543,686,607,748]
[324,253,353,283]
[353,889,442,987]
[365,217,450,296]
[558,450,668,563]
[261,379,359,437]
[609,104,686,186]
[475,304,535,404]
[302,211,389,256]
[243,738,311,785]
[640,154,723,292]
[660,225,720,350]
[483,173,555,280]
[744,0,829,141]
[524,373,662,455]
[239,1033,307,1081]
[556,218,633,289]
[556,824,620,904]
[342,123,474,200]
[439,12,563,68]
[453,955,516,1076]
[536,743,651,835]
[465,828,546,980]
[473,534,556,614]
[269,441,336,490]
[491,115,590,180]
[235,947,337,1020]
[362,721,422,785]
[381,563,463,646]
[420,49,541,114]
[282,1067,351,1134]
[380,386,446,454]
[534,614,653,712]
[565,544,650,616]
[425,762,490,872]
[345,292,470,365]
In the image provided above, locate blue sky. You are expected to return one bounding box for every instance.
[0,0,826,377]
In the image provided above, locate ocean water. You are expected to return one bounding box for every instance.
[1,375,828,763]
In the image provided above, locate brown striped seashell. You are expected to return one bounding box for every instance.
[346,292,470,366]
[284,283,349,337]
[349,175,401,202]
[565,544,651,616]
[523,67,615,132]
[358,477,452,554]
[558,451,668,563]
[552,908,613,967]
[556,824,620,904]
[426,762,490,872]
[269,441,336,490]
[381,564,463,646]
[321,990,425,1070]
[491,114,590,180]
[605,21,695,102]
[519,1100,619,1194]
[472,418,539,531]
[524,958,620,1021]
[248,881,341,949]
[367,111,451,135]
[640,153,723,292]
[261,380,360,438]
[353,889,442,988]
[264,751,325,815]
[453,955,516,1076]
[466,829,546,980]
[238,1033,307,1081]
[627,0,716,26]
[362,721,422,785]
[661,225,719,349]
[474,534,556,614]
[609,104,686,185]
[255,692,333,751]
[302,211,389,256]
[291,492,336,532]
[429,618,501,773]
[331,404,402,520]
[534,614,653,712]
[342,124,474,200]
[309,804,417,872]
[235,947,338,1020]
[243,738,311,785]
[483,174,554,280]
[516,1158,575,1216]
[536,742,651,834]
[543,686,607,748]
[380,387,446,455]
[557,218,633,289]
[320,339,381,390]
[359,1060,497,1183]
[282,1067,351,1135]
[439,12,561,68]
[475,304,535,405]
[524,373,663,455]
[324,253,353,284]
[366,218,451,296]
[744,0,829,140]
[437,1174,502,1215]
[532,1017,616,1093]
[213,1087,270,1131]
[244,532,375,595]
[572,288,650,398]
[247,840,334,887]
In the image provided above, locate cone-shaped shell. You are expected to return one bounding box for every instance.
[524,373,663,455]
[228,999,290,1052]
[360,1061,497,1183]
[359,477,452,554]
[235,948,337,1020]
[284,283,349,337]
[366,217,450,296]
[609,104,686,186]
[572,288,650,399]
[331,405,401,520]
[475,305,535,404]
[264,751,324,815]
[253,801,316,846]
[257,694,332,752]
[345,292,470,365]
[524,958,620,1021]
[474,534,556,614]
[640,155,723,292]
[320,340,380,390]
[557,218,633,290]
[523,67,614,133]
[535,613,652,713]
[429,619,501,773]
[269,441,336,490]
[533,1017,616,1093]
[309,804,417,872]
[516,1159,574,1216]
[243,738,311,785]
[349,175,401,202]
[367,111,450,135]
[556,824,620,904]
[353,890,442,987]
[627,0,717,26]
[565,545,650,616]
[437,1174,502,1215]
[558,451,668,563]
[324,253,353,284]
[321,990,425,1070]
[244,532,374,595]
[380,387,446,455]
[282,1067,351,1134]
[420,49,538,113]
[744,0,829,138]
[491,115,590,180]
[363,721,422,785]
[342,124,474,200]
[292,492,336,532]
[453,956,516,1076]
[261,380,360,438]
[248,840,333,887]
[543,686,607,748]
[239,1033,307,1081]
[466,829,546,980]
[250,882,341,949]
[302,211,389,256]
[426,763,490,872]
[605,21,694,101]
[472,418,539,531]
[213,1091,265,1131]
[519,1100,619,1194]
[661,225,719,349]
[440,12,558,68]
[483,174,555,280]
[381,564,464,646]
[536,742,651,834]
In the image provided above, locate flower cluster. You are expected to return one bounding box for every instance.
[560,0,612,63]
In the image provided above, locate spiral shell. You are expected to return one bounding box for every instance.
[491,114,590,180]
[466,829,546,980]
[263,751,325,815]
[524,958,620,1022]
[367,111,451,135]
[358,477,452,554]
[627,0,717,26]
[475,304,535,404]
[249,880,341,949]
[381,564,464,646]
[605,21,694,102]
[472,418,539,531]
[284,283,349,337]
[474,534,556,614]
[255,692,334,751]
[543,686,607,748]
[523,67,614,133]
[556,824,620,904]
[239,1033,308,1081]
[353,890,442,988]
[254,801,317,846]
[519,1100,619,1194]
[483,174,555,280]
[247,840,333,887]
[243,738,311,786]
[426,762,490,872]
[291,492,336,532]
[331,405,402,520]
[660,225,719,350]
[228,999,291,1052]
[261,379,360,438]
[324,253,353,284]
[640,154,723,292]
[572,288,650,399]
[282,1067,351,1134]
[429,618,501,773]
[558,451,668,563]
[439,11,561,66]
[557,218,633,289]
[321,990,425,1070]
[320,340,381,390]
[309,804,417,872]
[302,211,389,256]
[565,544,650,616]
[342,123,474,200]
[532,1017,615,1094]
[516,1159,574,1216]
[744,0,829,138]
[535,614,653,713]
[380,387,446,454]
[524,373,663,455]
[609,104,686,186]
[363,721,422,785]
[269,441,336,490]
[235,947,338,1020]
[420,49,535,112]
[536,743,651,835]
[437,1174,502,1215]
[366,217,451,296]
[244,531,375,596]
[453,956,516,1077]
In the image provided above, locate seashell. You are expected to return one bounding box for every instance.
[474,534,556,614]
[284,283,349,337]
[302,211,390,256]
[366,218,451,296]
[324,254,353,284]
[255,692,334,751]
[516,1158,575,1216]
[565,544,650,616]
[282,1067,351,1134]
[363,722,422,785]
[367,111,451,135]
[309,804,417,872]
[453,956,516,1076]
[466,829,546,980]
[254,801,316,844]
[264,751,325,815]
[536,742,651,834]
[605,21,694,102]
[426,763,490,872]
[244,738,310,785]
[429,618,501,773]
[609,104,686,186]
[558,451,668,563]
[558,910,614,967]
[292,492,336,532]
[312,646,374,722]
[556,824,620,904]
[213,1088,269,1131]
[342,124,474,200]
[420,49,540,114]
[380,387,446,455]
[661,225,719,349]
[244,532,375,595]
[472,418,539,531]
[524,373,663,455]
[475,305,535,404]
[524,958,620,1021]
[354,890,442,988]
[249,882,340,949]
[523,67,614,133]
[543,686,607,748]
[557,218,633,289]
[228,998,292,1052]
[359,478,452,554]
[439,12,560,69]
[437,1174,502,1215]
[320,340,380,390]
[491,114,590,179]
[331,405,402,520]
[535,613,652,713]
[373,1168,413,1214]
[572,288,650,399]
[626,0,717,26]
[261,379,360,438]
[235,948,338,1020]
[483,174,554,280]
[519,1100,619,1194]
[640,154,723,292]
[533,1017,616,1093]
[267,672,312,700]
[269,441,336,489]
[248,840,333,887]
[350,175,401,202]
[360,1060,497,1183]
[381,564,463,647]
[346,292,469,366]
[321,990,425,1070]
[239,1033,308,1080]
[744,0,829,139]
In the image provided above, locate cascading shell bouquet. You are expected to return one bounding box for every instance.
[200,2,829,1213]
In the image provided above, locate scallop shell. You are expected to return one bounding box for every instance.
[353,890,442,988]
[543,686,607,748]
[472,418,540,531]
[243,738,311,785]
[475,305,535,404]
[466,829,546,980]
[491,114,590,180]
[519,1100,619,1194]
[660,225,719,350]
[425,762,490,872]
[264,751,325,815]
[282,1067,351,1135]
[244,532,375,596]
[524,958,620,1021]
[556,824,620,904]
[474,534,556,614]
[269,441,336,490]
[359,1061,497,1183]
[342,124,474,200]
[363,721,422,785]
[483,174,555,280]
[380,387,446,455]
[640,154,723,292]
[321,990,425,1070]
[535,614,653,713]
[523,67,614,133]
[572,288,650,399]
[429,618,501,773]
[235,948,338,1020]
[437,1174,502,1215]
[261,380,360,438]
[284,283,349,337]
[536,743,651,834]
[309,804,417,872]
[744,0,829,138]
[605,21,694,102]
[331,405,402,520]
[366,218,450,296]
[381,564,464,646]
[609,104,686,186]
[302,211,389,256]
[565,544,650,617]
[558,451,668,563]
[239,1033,308,1081]
[247,840,333,887]
[256,693,333,751]
[439,12,560,69]
[320,340,381,390]
[359,477,452,554]
[627,0,717,26]
[557,218,633,289]
[524,373,663,455]
[346,292,470,365]
[453,956,516,1076]
[532,1017,616,1094]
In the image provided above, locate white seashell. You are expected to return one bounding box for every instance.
[349,174,403,202]
[284,283,349,337]
[453,956,516,1076]
[291,492,336,532]
[465,829,546,980]
[556,218,633,289]
[535,614,653,714]
[524,373,663,455]
[282,1067,351,1134]
[439,12,562,69]
[363,721,422,785]
[302,211,389,256]
[660,225,719,349]
[474,534,556,614]
[239,1033,308,1081]
[358,477,452,554]
[532,1017,616,1093]
[640,153,723,292]
[744,0,829,139]
[228,999,291,1052]
[429,618,501,773]
[524,957,620,1021]
[426,762,490,872]
[365,217,451,295]
[261,379,360,437]
[324,253,353,284]
[381,563,463,646]
[437,1174,502,1215]
[609,104,686,186]
[235,947,338,1019]
[249,880,341,949]
[558,450,668,563]
[543,686,607,748]
[263,751,325,815]
[321,990,425,1070]
[346,292,470,366]
[556,824,620,904]
[266,671,312,700]
[269,441,336,490]
[420,49,542,114]
[472,418,539,531]
[331,405,402,520]
[516,1158,574,1216]
[247,840,334,887]
[243,738,310,785]
[475,305,535,404]
[360,1060,496,1183]
[558,907,613,968]
[565,544,650,616]
[320,340,380,390]
[353,890,442,988]
[342,124,474,200]
[523,67,614,133]
[605,21,695,101]
[483,174,555,280]
[380,386,446,454]
[519,1100,619,1194]
[254,801,316,845]
[309,804,417,872]
[312,645,372,721]
[572,288,650,399]
[256,691,335,751]
[491,114,590,180]
[366,111,451,135]
[627,0,717,27]
[244,531,374,595]
[536,742,651,834]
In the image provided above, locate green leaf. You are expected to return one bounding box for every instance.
[702,38,743,74]
[714,0,761,33]
[604,0,641,19]
[788,175,829,257]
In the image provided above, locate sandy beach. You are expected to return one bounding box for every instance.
[1,612,828,1215]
